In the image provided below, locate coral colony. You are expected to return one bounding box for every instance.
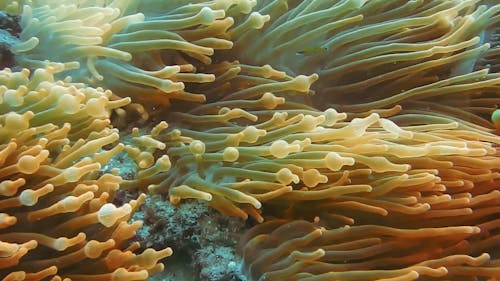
[0,0,499,280]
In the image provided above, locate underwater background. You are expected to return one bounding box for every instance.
[0,0,499,280]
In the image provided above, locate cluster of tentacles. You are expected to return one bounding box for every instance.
[3,0,500,280]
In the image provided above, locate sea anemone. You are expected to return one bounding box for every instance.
[0,67,171,280]
[1,0,499,280]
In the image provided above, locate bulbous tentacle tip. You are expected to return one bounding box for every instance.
[492,109,500,131]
